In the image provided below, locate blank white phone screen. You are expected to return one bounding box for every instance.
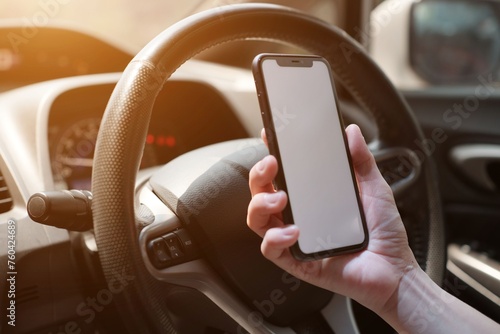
[262,58,365,254]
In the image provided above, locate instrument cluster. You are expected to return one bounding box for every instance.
[48,81,249,190]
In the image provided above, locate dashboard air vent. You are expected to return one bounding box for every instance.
[17,285,39,305]
[0,170,13,213]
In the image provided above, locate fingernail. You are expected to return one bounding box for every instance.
[283,225,298,236]
[256,159,266,172]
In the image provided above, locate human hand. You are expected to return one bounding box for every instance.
[247,124,417,314]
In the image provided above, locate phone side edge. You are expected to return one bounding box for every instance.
[252,54,296,230]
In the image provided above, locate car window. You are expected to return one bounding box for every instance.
[0,0,339,53]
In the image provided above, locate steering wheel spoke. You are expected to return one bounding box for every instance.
[136,183,197,268]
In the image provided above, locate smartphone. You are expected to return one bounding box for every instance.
[252,54,368,261]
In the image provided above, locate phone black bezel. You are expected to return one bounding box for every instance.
[252,53,369,261]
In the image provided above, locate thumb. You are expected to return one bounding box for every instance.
[345,124,384,185]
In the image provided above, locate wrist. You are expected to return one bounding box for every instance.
[377,258,425,332]
[376,262,493,334]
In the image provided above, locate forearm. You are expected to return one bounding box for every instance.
[379,266,499,334]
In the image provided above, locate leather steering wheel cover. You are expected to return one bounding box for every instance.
[92,3,445,332]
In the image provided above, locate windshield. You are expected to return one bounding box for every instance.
[1,0,339,53]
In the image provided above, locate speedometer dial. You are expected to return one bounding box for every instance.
[51,116,163,190]
[52,117,101,190]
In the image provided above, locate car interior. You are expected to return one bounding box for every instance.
[0,0,499,333]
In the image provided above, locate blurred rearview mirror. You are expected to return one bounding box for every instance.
[410,0,500,85]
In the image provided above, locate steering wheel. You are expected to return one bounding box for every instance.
[91,4,445,333]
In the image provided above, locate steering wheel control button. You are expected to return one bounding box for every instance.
[150,238,171,264]
[174,228,197,255]
[163,233,184,259]
[147,228,199,269]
